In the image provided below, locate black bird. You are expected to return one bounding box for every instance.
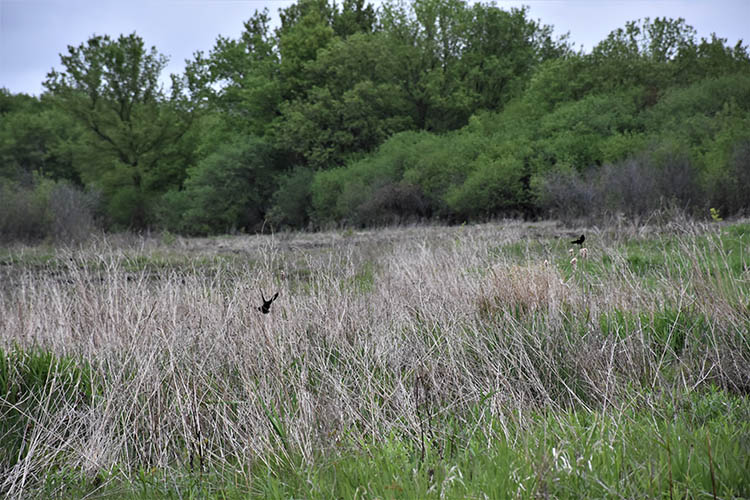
[571,234,585,246]
[258,291,279,314]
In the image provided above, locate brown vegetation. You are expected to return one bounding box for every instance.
[0,219,748,495]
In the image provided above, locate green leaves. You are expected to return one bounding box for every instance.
[0,92,81,184]
[168,137,275,235]
[44,33,196,228]
[5,0,750,232]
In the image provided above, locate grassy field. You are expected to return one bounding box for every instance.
[1,217,749,499]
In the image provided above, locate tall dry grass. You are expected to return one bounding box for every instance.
[0,220,748,496]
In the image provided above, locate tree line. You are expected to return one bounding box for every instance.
[2,0,749,239]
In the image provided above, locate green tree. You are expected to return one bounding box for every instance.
[674,34,750,83]
[44,33,195,228]
[186,10,281,136]
[461,4,569,111]
[0,91,81,185]
[175,137,275,234]
[588,17,698,93]
[272,0,566,172]
[333,0,377,37]
[378,0,468,131]
[532,90,642,172]
[277,0,336,100]
[275,79,413,170]
[377,0,566,131]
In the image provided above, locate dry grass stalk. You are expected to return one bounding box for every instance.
[0,219,747,495]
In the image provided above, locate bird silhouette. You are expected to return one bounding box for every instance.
[258,291,279,314]
[571,234,585,246]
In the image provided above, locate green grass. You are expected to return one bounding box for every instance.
[599,306,711,356]
[342,259,377,294]
[0,347,100,469]
[39,390,750,499]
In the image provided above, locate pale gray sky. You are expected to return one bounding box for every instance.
[1,0,748,96]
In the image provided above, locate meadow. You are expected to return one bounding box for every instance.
[1,217,749,498]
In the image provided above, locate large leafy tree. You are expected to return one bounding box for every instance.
[44,33,196,228]
[271,0,567,170]
[332,0,377,37]
[460,3,567,111]
[377,0,567,131]
[523,17,750,115]
[186,9,280,137]
[274,33,415,169]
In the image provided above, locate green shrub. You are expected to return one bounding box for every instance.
[178,137,275,234]
[310,166,350,225]
[645,73,750,132]
[153,188,193,233]
[311,131,437,225]
[400,132,483,216]
[533,90,641,171]
[446,155,527,219]
[106,183,148,229]
[267,166,315,229]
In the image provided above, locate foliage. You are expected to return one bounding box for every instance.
[3,1,750,232]
[266,166,315,229]
[166,137,276,235]
[310,130,438,224]
[317,59,750,227]
[712,139,750,216]
[0,91,81,185]
[43,33,196,228]
[185,9,280,137]
[0,347,98,471]
[446,154,528,219]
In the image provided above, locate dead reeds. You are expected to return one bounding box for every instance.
[0,219,747,496]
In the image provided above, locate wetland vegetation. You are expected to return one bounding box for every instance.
[1,218,748,498]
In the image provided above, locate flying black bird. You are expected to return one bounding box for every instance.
[258,291,279,314]
[571,234,585,246]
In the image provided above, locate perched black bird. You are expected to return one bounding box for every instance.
[258,291,279,314]
[571,234,585,246]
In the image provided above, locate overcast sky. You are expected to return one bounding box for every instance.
[1,0,748,96]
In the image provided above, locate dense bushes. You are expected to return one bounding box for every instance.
[308,130,533,226]
[535,154,704,221]
[0,91,80,185]
[309,131,436,225]
[309,70,750,226]
[713,139,750,216]
[300,19,750,228]
[157,138,276,235]
[0,179,98,243]
[266,166,316,229]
